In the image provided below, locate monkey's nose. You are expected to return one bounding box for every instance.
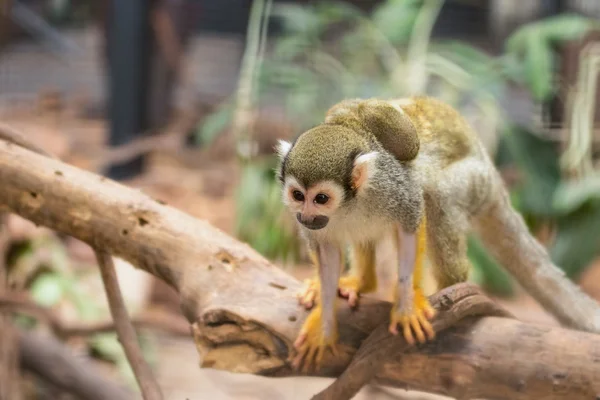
[297,214,329,230]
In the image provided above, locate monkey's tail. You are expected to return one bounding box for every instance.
[473,179,600,333]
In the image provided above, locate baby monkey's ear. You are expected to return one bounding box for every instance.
[357,100,419,161]
[352,151,379,192]
[275,140,292,161]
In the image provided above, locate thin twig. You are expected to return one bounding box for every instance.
[95,251,164,400]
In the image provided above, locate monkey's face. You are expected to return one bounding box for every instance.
[281,177,345,231]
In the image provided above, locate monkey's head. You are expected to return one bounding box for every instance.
[275,99,419,232]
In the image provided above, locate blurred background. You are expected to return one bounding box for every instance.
[1,0,599,398]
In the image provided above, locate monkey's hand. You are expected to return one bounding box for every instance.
[389,288,436,345]
[297,275,365,309]
[292,306,339,372]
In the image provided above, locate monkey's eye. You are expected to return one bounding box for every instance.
[314,193,329,205]
[292,190,305,202]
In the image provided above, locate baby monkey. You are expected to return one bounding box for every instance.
[276,96,600,370]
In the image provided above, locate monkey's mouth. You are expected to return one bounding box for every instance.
[297,214,329,230]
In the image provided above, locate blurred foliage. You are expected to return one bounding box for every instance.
[234,158,301,263]
[8,233,155,390]
[198,0,600,292]
[505,13,595,102]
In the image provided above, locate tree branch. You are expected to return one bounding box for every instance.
[1,137,600,399]
[311,284,514,400]
[19,330,133,400]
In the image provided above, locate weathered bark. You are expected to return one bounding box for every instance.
[1,140,600,399]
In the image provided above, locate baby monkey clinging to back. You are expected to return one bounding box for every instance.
[276,96,600,370]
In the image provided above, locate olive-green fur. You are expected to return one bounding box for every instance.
[401,96,476,167]
[282,124,371,194]
[325,99,420,162]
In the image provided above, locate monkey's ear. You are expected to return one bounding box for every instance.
[358,100,419,161]
[352,151,379,191]
[275,140,292,160]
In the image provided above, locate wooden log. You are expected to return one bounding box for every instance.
[1,139,600,399]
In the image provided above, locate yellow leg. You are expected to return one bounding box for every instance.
[389,216,436,344]
[293,244,342,371]
[292,305,339,371]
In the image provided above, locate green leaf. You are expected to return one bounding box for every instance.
[505,23,532,56]
[271,4,321,35]
[553,175,600,214]
[550,201,600,279]
[505,14,593,55]
[273,36,313,60]
[30,272,65,307]
[468,235,514,297]
[434,41,494,72]
[501,126,561,216]
[195,103,233,146]
[316,1,364,24]
[372,0,421,45]
[539,13,594,44]
[523,31,554,102]
[90,333,123,362]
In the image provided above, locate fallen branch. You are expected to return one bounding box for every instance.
[1,137,600,399]
[19,330,133,400]
[0,292,190,338]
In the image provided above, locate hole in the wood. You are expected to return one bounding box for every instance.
[122,229,129,236]
[207,264,214,270]
[216,250,235,266]
[54,170,63,176]
[288,315,297,322]
[269,282,287,290]
[138,217,149,227]
[29,191,38,198]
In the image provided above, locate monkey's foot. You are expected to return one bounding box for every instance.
[389,290,436,345]
[337,275,364,307]
[297,275,367,309]
[297,278,320,309]
[291,307,339,372]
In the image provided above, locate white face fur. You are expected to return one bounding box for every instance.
[277,140,384,243]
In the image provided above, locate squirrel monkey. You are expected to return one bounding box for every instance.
[276,96,600,370]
